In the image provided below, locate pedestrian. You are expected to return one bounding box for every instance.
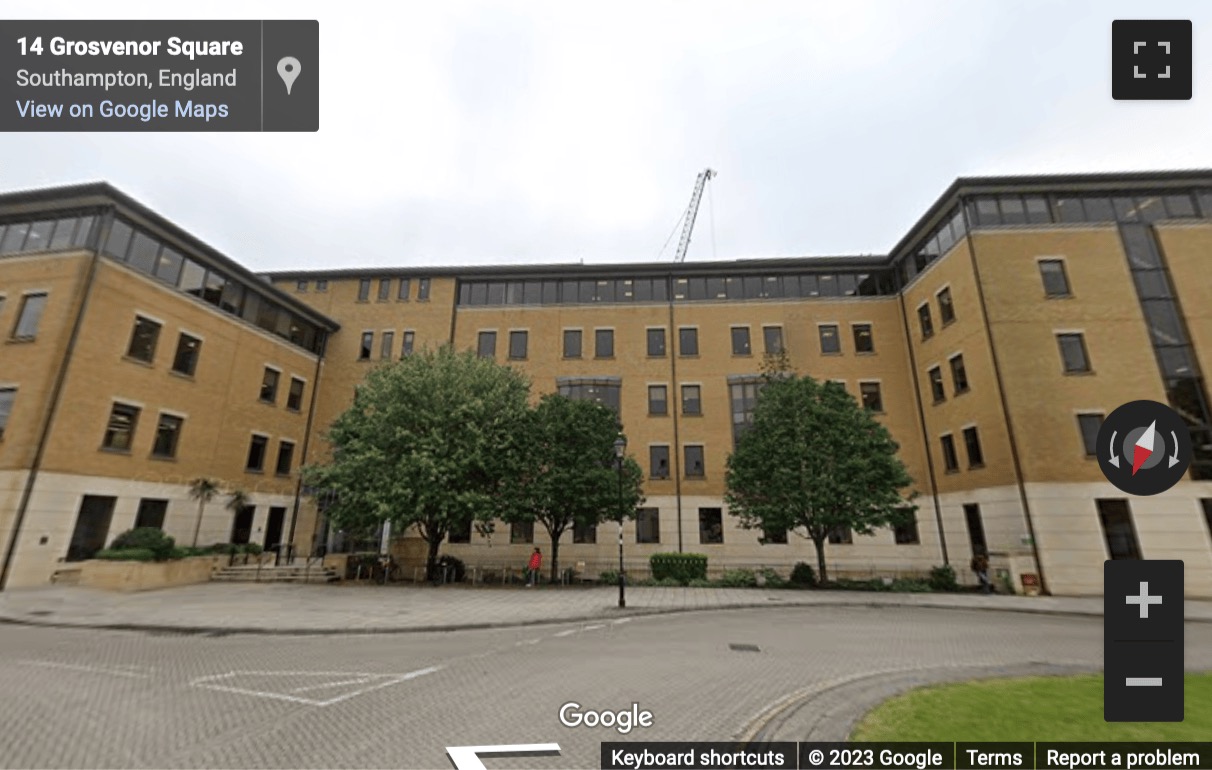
[971,550,992,594]
[526,547,542,587]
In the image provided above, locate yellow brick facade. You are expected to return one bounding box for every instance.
[4,175,1212,595]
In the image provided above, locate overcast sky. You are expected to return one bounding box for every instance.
[6,0,1212,271]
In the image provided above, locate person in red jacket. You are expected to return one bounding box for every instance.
[526,547,542,587]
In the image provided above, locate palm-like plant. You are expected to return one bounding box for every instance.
[188,477,221,548]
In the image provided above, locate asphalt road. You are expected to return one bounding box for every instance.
[3,605,1211,770]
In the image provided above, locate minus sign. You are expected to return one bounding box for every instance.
[1126,678,1164,686]
[1113,639,1176,643]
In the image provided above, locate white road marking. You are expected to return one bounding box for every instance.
[584,624,604,631]
[612,618,632,624]
[290,677,374,693]
[19,660,150,679]
[552,629,577,638]
[190,667,441,707]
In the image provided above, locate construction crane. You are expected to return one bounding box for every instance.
[673,168,716,263]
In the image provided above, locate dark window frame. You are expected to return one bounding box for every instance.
[937,286,956,325]
[818,324,841,354]
[698,507,724,545]
[102,402,141,452]
[635,507,660,544]
[852,323,874,354]
[259,367,280,404]
[246,434,269,472]
[286,377,306,411]
[1039,259,1072,298]
[359,331,373,361]
[1057,333,1092,374]
[594,328,614,359]
[648,384,668,416]
[171,332,202,376]
[928,366,946,403]
[684,445,705,478]
[940,434,959,472]
[508,330,528,360]
[275,440,295,476]
[1077,412,1103,457]
[950,354,970,394]
[731,326,752,356]
[125,315,162,364]
[649,445,670,479]
[962,426,984,468]
[357,279,371,302]
[563,329,582,359]
[477,330,497,358]
[646,327,667,357]
[1098,499,1142,560]
[151,413,183,459]
[762,325,784,355]
[859,381,883,413]
[917,303,934,339]
[678,327,699,357]
[681,384,702,416]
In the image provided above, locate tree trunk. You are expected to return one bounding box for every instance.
[549,533,561,584]
[813,536,829,585]
[191,500,205,548]
[425,536,441,582]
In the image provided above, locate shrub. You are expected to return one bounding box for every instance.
[649,553,708,584]
[890,578,933,593]
[599,569,619,585]
[687,578,715,588]
[94,548,156,562]
[168,547,190,560]
[108,527,175,561]
[928,564,958,592]
[719,569,758,588]
[436,554,466,582]
[243,543,264,556]
[789,562,817,587]
[759,568,786,588]
[654,577,683,587]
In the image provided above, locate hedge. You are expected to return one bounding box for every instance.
[94,548,157,562]
[649,553,708,584]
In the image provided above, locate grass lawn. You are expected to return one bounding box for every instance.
[851,673,1212,741]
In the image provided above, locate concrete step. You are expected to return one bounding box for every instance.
[211,565,339,584]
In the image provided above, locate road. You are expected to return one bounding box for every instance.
[3,605,1210,769]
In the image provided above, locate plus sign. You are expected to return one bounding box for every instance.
[1126,581,1163,618]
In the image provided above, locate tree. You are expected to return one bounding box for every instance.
[302,345,530,581]
[725,373,916,584]
[188,477,221,547]
[506,394,645,583]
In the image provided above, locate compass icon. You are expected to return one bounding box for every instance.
[1097,400,1192,495]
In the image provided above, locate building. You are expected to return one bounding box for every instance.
[3,172,1212,595]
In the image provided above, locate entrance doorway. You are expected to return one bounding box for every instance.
[230,506,255,545]
[264,507,285,552]
[964,503,987,555]
[66,495,116,562]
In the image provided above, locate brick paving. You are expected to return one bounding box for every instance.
[3,582,1212,634]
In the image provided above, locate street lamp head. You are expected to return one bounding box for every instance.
[614,435,627,459]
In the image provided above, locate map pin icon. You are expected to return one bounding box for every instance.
[277,56,301,95]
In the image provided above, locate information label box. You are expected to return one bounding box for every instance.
[0,20,317,131]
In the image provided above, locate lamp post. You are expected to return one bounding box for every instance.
[614,434,627,608]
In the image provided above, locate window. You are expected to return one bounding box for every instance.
[644,385,667,416]
[678,327,698,356]
[698,508,724,544]
[761,526,788,544]
[402,331,415,356]
[509,330,528,360]
[940,434,959,472]
[151,414,183,458]
[950,354,969,394]
[828,526,852,544]
[377,279,391,301]
[357,279,371,302]
[681,384,701,416]
[0,388,14,440]
[1058,333,1091,373]
[134,499,168,530]
[102,403,140,451]
[730,380,762,443]
[684,445,705,477]
[937,288,955,324]
[246,435,268,472]
[260,368,280,403]
[962,426,984,468]
[417,278,431,300]
[852,323,874,353]
[818,324,840,354]
[276,440,295,475]
[646,328,666,357]
[12,293,47,339]
[1037,259,1071,297]
[563,329,582,358]
[398,278,411,300]
[649,445,670,479]
[1098,499,1141,560]
[636,507,660,544]
[287,378,305,411]
[477,331,497,358]
[558,380,621,414]
[126,316,161,363]
[296,280,307,292]
[762,326,784,355]
[573,521,597,544]
[1078,413,1103,457]
[1201,499,1212,541]
[381,331,395,360]
[918,303,934,339]
[315,280,328,292]
[359,332,373,360]
[964,504,987,555]
[860,382,883,412]
[893,511,920,544]
[171,333,201,376]
[510,520,534,544]
[595,329,614,358]
[928,366,946,403]
[448,518,472,544]
[731,327,751,356]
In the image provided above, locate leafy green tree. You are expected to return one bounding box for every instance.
[725,373,916,584]
[506,394,644,582]
[187,477,221,548]
[302,345,530,580]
